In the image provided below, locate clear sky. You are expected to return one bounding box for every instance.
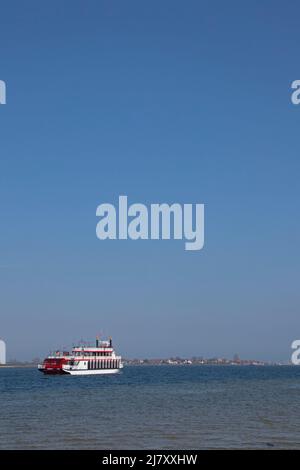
[0,0,299,361]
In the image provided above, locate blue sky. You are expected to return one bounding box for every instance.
[0,0,299,361]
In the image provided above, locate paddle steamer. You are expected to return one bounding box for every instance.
[38,337,123,375]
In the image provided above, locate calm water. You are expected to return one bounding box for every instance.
[1,365,300,449]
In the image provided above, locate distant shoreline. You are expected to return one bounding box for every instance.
[0,362,293,369]
[0,364,36,369]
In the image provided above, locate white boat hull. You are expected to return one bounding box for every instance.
[64,368,121,376]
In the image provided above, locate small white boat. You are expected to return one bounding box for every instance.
[38,337,123,375]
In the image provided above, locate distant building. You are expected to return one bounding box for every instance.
[233,353,240,363]
[0,340,6,365]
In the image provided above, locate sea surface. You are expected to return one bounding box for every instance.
[1,365,300,449]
